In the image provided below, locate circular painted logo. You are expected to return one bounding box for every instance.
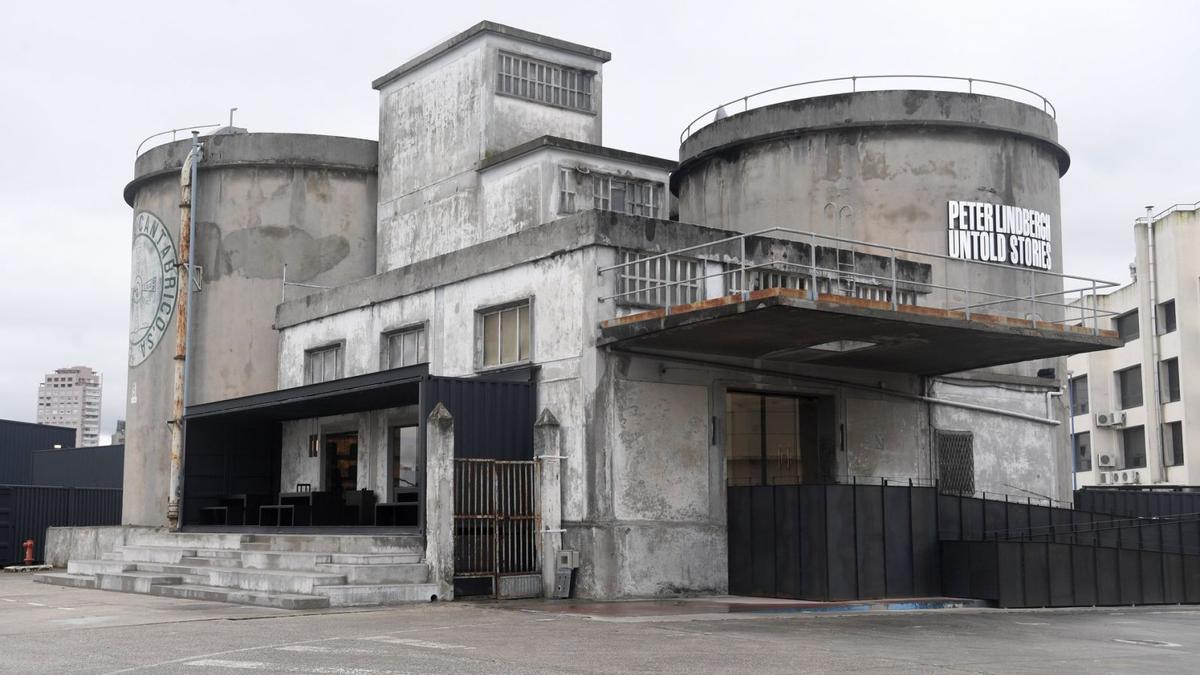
[129,211,179,366]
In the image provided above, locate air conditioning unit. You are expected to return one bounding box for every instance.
[1108,469,1142,485]
[1097,452,1120,468]
[1095,411,1127,428]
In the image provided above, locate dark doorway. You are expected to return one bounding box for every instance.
[725,390,837,597]
[325,432,359,497]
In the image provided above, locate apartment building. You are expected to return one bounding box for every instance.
[35,366,102,447]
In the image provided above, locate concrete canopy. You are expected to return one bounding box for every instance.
[599,289,1121,376]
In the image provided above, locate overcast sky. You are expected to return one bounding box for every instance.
[1,1,1197,440]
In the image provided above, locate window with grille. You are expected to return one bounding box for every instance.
[1116,365,1143,409]
[1161,358,1180,403]
[1070,375,1089,416]
[1123,425,1146,468]
[496,52,593,112]
[1074,431,1092,472]
[479,300,531,369]
[558,167,576,214]
[936,430,975,494]
[618,250,702,306]
[384,325,427,369]
[593,175,662,218]
[1165,421,1185,467]
[304,344,342,385]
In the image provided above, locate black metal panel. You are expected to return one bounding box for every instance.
[911,487,940,596]
[182,418,280,526]
[1022,542,1050,607]
[1185,554,1200,603]
[423,375,536,460]
[1142,550,1165,604]
[750,488,776,596]
[1164,553,1185,604]
[1073,510,1096,547]
[984,499,1007,538]
[940,542,970,597]
[883,485,914,597]
[968,541,999,600]
[0,485,121,564]
[1118,549,1141,604]
[1096,547,1121,605]
[1007,501,1030,536]
[855,485,886,598]
[29,445,123,489]
[1048,544,1073,606]
[961,496,984,541]
[798,485,827,600]
[726,487,753,597]
[825,485,857,600]
[937,493,961,541]
[0,420,76,485]
[1071,545,1096,606]
[997,542,1024,607]
[1051,507,1072,544]
[773,486,801,598]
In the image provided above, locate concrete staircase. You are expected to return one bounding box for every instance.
[33,531,439,609]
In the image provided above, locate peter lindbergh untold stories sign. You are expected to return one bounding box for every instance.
[946,200,1053,271]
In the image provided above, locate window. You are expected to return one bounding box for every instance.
[1070,375,1090,416]
[1116,365,1143,409]
[936,430,976,494]
[1073,431,1092,472]
[618,250,702,306]
[391,426,419,499]
[558,167,576,214]
[479,301,531,369]
[1161,358,1180,403]
[496,52,593,112]
[1164,421,1185,467]
[304,344,342,384]
[593,175,663,218]
[1158,300,1177,334]
[1115,310,1140,342]
[725,392,821,486]
[1122,425,1146,468]
[384,325,427,369]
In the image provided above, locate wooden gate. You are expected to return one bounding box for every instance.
[453,459,539,596]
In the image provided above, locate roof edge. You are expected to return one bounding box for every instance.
[477,135,676,173]
[372,20,611,91]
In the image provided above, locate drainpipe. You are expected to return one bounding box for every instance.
[1144,205,1168,483]
[168,132,203,530]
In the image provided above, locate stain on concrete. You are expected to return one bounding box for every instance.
[211,226,350,282]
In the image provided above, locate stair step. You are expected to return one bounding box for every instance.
[329,553,422,565]
[33,572,96,589]
[195,548,243,559]
[126,532,250,550]
[180,556,242,568]
[101,552,123,561]
[96,571,183,594]
[315,563,429,585]
[67,559,136,575]
[203,567,347,595]
[246,534,424,554]
[151,584,329,610]
[312,583,441,607]
[240,551,333,571]
[115,546,197,564]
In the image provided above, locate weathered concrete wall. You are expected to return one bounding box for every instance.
[43,526,166,568]
[375,30,605,272]
[674,90,1068,379]
[122,132,377,526]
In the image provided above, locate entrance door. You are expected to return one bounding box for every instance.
[324,432,359,497]
[725,391,836,597]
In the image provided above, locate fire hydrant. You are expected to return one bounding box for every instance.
[22,539,34,566]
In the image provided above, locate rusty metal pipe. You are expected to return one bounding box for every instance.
[167,132,202,530]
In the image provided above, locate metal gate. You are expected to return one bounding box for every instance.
[453,459,539,597]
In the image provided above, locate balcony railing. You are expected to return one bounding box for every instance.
[680,75,1056,143]
[598,226,1121,335]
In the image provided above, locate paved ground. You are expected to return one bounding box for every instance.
[2,574,1199,673]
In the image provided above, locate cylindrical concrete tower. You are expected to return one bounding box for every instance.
[121,131,378,526]
[672,88,1071,358]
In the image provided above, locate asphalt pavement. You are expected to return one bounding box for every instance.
[1,573,1197,673]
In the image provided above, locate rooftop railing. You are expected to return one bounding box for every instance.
[597,226,1121,335]
[680,75,1056,144]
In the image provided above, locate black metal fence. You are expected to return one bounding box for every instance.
[0,485,122,564]
[1076,487,1200,519]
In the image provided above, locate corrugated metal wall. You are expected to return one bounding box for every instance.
[30,444,124,489]
[422,376,536,460]
[0,420,77,484]
[0,485,122,564]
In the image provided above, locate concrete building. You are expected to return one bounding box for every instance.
[1068,202,1200,487]
[111,420,125,445]
[41,22,1123,608]
[36,366,102,447]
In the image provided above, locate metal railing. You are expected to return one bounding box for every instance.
[680,75,1056,143]
[1138,201,1200,225]
[597,226,1121,335]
